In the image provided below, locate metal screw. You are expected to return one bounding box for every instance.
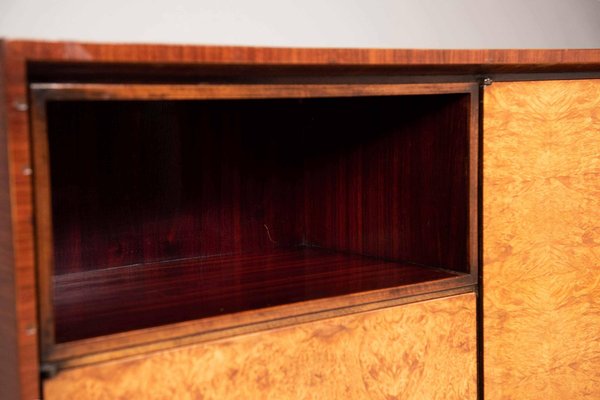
[25,325,37,336]
[13,101,28,112]
[22,166,33,176]
[482,77,493,86]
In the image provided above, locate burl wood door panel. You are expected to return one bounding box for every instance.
[484,80,600,398]
[44,293,476,400]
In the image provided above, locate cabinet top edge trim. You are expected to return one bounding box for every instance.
[4,40,600,69]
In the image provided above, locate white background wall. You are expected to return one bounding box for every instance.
[1,0,599,48]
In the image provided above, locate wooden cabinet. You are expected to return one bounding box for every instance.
[0,40,599,399]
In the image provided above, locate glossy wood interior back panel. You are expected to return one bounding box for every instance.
[47,99,302,272]
[302,94,470,269]
[483,80,600,398]
[44,293,477,400]
[45,94,470,275]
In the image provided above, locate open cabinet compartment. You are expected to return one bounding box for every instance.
[31,83,478,360]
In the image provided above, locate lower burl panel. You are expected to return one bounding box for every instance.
[44,293,476,400]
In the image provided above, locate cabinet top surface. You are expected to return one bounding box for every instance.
[2,39,600,72]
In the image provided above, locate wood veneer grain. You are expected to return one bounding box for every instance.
[1,38,595,398]
[39,94,471,275]
[48,285,475,370]
[0,39,21,400]
[483,80,600,399]
[0,39,40,400]
[53,248,463,342]
[4,40,600,72]
[31,87,475,361]
[44,293,477,400]
[32,82,476,99]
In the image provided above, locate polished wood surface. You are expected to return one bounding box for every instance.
[32,82,477,99]
[37,91,472,274]
[49,286,475,370]
[1,39,598,399]
[6,40,600,72]
[44,293,477,400]
[0,41,22,400]
[483,80,600,398]
[54,248,464,343]
[2,39,483,397]
[0,40,41,400]
[30,86,476,361]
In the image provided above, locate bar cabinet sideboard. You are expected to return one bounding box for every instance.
[1,40,599,399]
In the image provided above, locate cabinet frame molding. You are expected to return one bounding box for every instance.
[29,81,479,369]
[5,40,600,399]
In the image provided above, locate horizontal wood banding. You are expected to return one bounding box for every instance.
[31,82,477,101]
[8,40,600,70]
